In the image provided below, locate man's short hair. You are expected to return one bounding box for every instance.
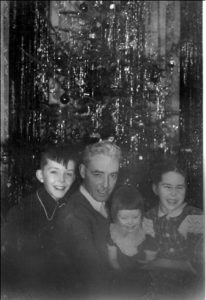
[82,140,122,166]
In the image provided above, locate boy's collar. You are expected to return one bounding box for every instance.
[158,202,187,219]
[37,187,65,220]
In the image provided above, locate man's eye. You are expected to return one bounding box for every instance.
[94,173,101,176]
[111,174,117,179]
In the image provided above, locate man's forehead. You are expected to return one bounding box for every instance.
[87,154,119,170]
[89,153,119,162]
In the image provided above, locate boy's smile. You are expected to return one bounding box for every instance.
[36,159,76,201]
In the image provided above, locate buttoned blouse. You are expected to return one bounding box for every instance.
[145,204,203,260]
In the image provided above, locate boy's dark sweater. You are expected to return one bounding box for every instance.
[4,187,67,252]
[2,187,69,290]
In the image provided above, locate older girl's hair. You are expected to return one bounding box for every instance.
[110,185,144,222]
[151,158,187,185]
[82,140,122,166]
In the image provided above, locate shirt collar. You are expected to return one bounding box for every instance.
[37,187,65,220]
[80,185,102,213]
[158,202,187,219]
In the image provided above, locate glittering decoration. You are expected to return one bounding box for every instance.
[2,1,203,212]
[179,1,203,208]
[60,93,70,104]
[79,2,88,13]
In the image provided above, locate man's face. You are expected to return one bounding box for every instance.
[153,171,186,214]
[80,153,119,203]
[36,159,76,201]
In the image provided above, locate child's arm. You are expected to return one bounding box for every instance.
[144,249,158,262]
[138,234,159,263]
[107,244,121,270]
[142,217,155,237]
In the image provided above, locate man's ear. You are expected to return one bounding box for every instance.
[79,164,86,179]
[36,170,44,183]
[152,183,158,195]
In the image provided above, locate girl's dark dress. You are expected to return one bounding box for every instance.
[107,222,158,297]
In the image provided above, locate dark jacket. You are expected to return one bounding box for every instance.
[56,189,112,291]
[2,187,69,291]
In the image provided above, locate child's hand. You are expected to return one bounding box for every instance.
[111,261,121,270]
[144,250,157,262]
[1,243,7,255]
[178,215,204,238]
[142,218,155,237]
[138,251,157,265]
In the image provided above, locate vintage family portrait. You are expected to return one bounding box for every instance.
[1,1,204,299]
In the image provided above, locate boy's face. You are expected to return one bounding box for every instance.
[36,159,76,201]
[79,153,119,203]
[117,209,142,233]
[153,171,186,214]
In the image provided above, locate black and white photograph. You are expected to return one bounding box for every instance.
[1,1,204,299]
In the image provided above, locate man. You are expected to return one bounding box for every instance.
[56,140,122,296]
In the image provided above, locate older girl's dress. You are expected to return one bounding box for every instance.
[144,203,204,299]
[145,203,203,263]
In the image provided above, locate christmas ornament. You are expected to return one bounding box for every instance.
[109,4,116,10]
[60,93,70,104]
[79,2,88,13]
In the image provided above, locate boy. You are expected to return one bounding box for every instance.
[2,144,78,295]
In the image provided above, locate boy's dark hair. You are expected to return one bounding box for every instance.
[40,144,78,169]
[110,185,144,222]
[151,158,187,185]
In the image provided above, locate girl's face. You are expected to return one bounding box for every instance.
[153,171,186,214]
[117,209,142,232]
[36,159,76,201]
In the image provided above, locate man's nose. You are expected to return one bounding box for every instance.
[102,176,109,188]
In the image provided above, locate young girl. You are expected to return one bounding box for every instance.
[145,158,203,267]
[144,158,204,299]
[107,184,158,271]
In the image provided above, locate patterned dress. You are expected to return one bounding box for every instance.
[107,222,159,297]
[144,203,204,299]
[145,203,203,262]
